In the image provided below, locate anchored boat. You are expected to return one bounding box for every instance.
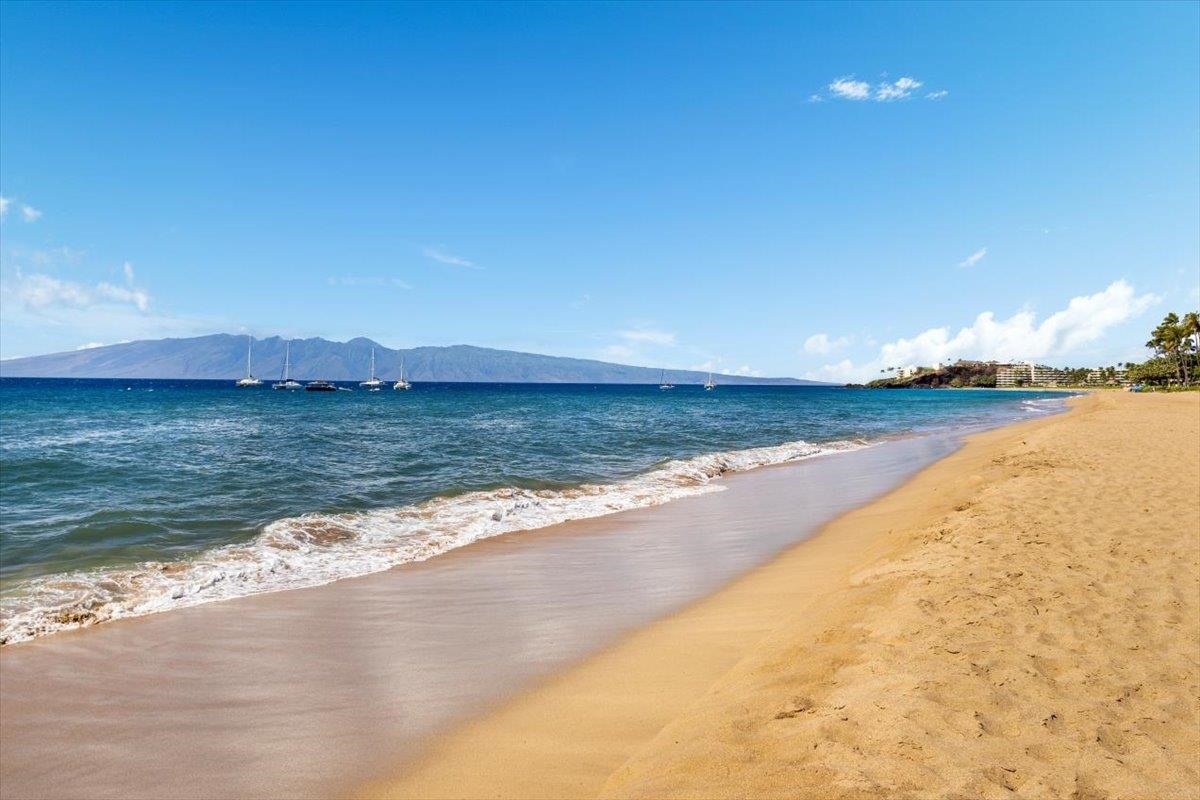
[235,336,262,387]
[272,341,302,390]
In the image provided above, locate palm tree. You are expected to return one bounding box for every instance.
[1147,313,1184,384]
[1183,311,1200,384]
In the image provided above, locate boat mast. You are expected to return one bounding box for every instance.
[284,341,291,380]
[246,336,253,378]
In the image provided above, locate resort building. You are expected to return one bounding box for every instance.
[996,363,1066,387]
[1087,368,1130,386]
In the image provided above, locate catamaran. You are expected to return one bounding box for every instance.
[703,372,716,391]
[235,335,262,387]
[658,369,675,390]
[393,358,411,390]
[272,341,302,390]
[360,347,385,389]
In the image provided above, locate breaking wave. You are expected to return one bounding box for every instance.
[0,438,868,645]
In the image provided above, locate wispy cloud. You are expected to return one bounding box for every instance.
[875,76,922,101]
[803,333,853,355]
[327,276,412,289]
[828,77,871,101]
[619,327,677,346]
[123,261,135,283]
[596,324,679,366]
[958,247,988,268]
[4,270,150,312]
[0,196,41,223]
[816,75,945,104]
[423,246,478,269]
[805,280,1159,382]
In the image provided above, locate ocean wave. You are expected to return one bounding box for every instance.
[1020,396,1070,414]
[0,437,868,645]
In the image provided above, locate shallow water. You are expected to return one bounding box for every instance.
[0,379,1066,642]
[0,433,960,800]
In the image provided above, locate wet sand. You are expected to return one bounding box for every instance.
[367,392,1198,800]
[0,431,961,799]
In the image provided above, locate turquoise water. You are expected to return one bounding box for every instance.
[0,379,1066,642]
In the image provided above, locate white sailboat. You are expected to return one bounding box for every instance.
[360,347,385,389]
[658,369,675,390]
[272,341,302,389]
[703,372,716,391]
[393,358,411,390]
[235,335,262,387]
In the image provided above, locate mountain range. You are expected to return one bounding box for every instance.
[0,334,824,385]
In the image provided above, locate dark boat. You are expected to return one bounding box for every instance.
[304,380,337,392]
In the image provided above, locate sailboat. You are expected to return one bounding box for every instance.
[272,341,302,389]
[360,347,385,390]
[658,369,675,390]
[393,358,411,390]
[235,335,262,387]
[703,372,716,391]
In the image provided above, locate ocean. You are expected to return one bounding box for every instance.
[0,378,1067,644]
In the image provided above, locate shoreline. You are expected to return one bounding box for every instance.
[359,391,1199,799]
[0,421,970,799]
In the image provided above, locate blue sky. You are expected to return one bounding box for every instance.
[1,1,1197,379]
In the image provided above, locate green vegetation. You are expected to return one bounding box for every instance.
[853,310,1199,390]
[1132,311,1200,386]
[863,361,998,389]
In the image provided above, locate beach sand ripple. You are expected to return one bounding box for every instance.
[602,392,1199,799]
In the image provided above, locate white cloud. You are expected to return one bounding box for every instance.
[805,359,859,383]
[958,247,988,268]
[819,75,945,104]
[876,76,922,101]
[732,365,763,377]
[803,333,853,355]
[619,327,677,346]
[806,281,1159,382]
[96,282,150,312]
[123,261,135,283]
[77,341,106,350]
[5,271,150,313]
[0,196,41,222]
[829,77,871,100]
[423,246,478,268]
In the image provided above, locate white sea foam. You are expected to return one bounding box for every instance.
[0,438,868,645]
[1020,396,1070,414]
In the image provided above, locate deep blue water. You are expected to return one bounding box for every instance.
[0,378,1066,642]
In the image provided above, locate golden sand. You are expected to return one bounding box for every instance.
[362,392,1199,800]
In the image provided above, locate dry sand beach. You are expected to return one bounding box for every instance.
[365,391,1200,800]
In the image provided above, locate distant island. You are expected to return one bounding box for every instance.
[0,334,826,386]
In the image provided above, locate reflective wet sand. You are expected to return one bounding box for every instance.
[0,434,955,800]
